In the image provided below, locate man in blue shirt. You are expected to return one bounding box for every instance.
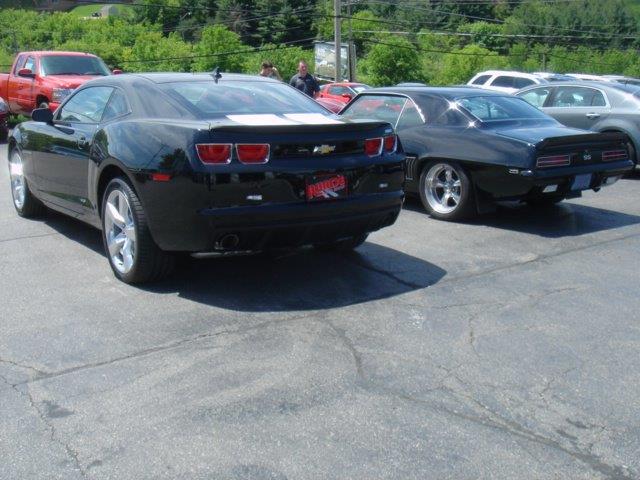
[289,61,320,98]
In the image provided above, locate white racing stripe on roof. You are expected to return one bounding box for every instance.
[284,113,343,124]
[226,114,297,126]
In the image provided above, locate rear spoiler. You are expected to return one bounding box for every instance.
[208,119,391,134]
[536,131,627,150]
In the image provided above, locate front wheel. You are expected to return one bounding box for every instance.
[8,148,46,217]
[38,101,49,110]
[313,233,368,252]
[101,177,174,284]
[419,160,476,221]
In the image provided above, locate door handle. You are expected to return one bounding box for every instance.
[586,113,601,119]
[77,135,88,148]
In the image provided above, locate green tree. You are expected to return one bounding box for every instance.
[124,32,192,72]
[357,36,422,87]
[192,24,247,72]
[437,44,508,85]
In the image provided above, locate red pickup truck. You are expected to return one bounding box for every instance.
[0,51,114,116]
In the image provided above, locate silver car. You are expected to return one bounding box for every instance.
[515,81,640,165]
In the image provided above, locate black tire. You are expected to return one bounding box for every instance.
[101,177,174,284]
[38,101,49,110]
[0,127,7,143]
[314,233,369,252]
[8,148,46,218]
[418,160,476,221]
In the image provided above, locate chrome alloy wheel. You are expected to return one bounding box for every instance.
[425,163,462,214]
[9,150,26,210]
[104,189,136,275]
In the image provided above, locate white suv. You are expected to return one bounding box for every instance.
[467,71,547,94]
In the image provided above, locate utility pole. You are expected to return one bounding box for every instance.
[334,0,341,82]
[347,0,355,81]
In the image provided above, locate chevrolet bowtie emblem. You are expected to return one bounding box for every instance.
[313,144,336,155]
[583,150,592,161]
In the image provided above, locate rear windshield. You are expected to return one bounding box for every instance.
[161,81,329,117]
[40,56,111,76]
[457,95,549,121]
[352,84,370,93]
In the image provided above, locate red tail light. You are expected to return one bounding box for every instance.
[236,144,270,164]
[197,143,232,164]
[602,150,628,162]
[383,134,397,153]
[365,137,383,156]
[536,154,571,168]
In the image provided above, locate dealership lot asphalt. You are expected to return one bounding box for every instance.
[1,141,639,480]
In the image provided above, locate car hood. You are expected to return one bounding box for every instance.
[43,75,104,89]
[491,121,588,145]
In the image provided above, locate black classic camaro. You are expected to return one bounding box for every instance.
[8,73,404,283]
[341,87,634,220]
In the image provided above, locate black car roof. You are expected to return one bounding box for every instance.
[366,86,508,100]
[86,72,280,86]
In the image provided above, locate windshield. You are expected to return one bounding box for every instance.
[457,95,549,121]
[161,81,330,117]
[41,55,111,76]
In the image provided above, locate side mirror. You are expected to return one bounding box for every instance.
[32,107,53,124]
[341,93,353,100]
[112,69,123,75]
[18,68,35,78]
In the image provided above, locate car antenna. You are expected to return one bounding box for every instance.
[211,67,222,84]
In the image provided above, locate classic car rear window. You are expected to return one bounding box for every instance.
[162,81,329,117]
[40,56,111,76]
[457,96,549,121]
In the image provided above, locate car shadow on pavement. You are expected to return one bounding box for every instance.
[146,244,446,311]
[404,197,640,238]
[42,209,446,312]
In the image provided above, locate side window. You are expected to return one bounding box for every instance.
[518,88,552,108]
[514,77,535,89]
[471,74,491,85]
[551,87,606,107]
[58,86,113,123]
[23,56,35,72]
[396,99,425,130]
[329,86,348,96]
[341,95,407,126]
[102,89,130,122]
[13,54,26,74]
[490,76,515,88]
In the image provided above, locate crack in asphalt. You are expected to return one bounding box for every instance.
[0,357,48,377]
[325,320,365,381]
[12,313,315,386]
[0,231,62,244]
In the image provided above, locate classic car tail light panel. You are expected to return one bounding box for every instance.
[383,134,397,153]
[601,150,628,162]
[365,137,383,157]
[236,144,270,164]
[197,144,232,164]
[536,154,571,168]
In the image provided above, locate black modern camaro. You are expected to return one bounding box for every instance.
[341,87,634,220]
[8,73,404,283]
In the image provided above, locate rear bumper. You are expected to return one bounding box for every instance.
[149,191,404,252]
[480,159,633,199]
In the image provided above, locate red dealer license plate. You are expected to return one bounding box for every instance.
[305,174,348,201]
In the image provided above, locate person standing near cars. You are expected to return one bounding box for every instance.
[259,61,282,81]
[289,60,320,97]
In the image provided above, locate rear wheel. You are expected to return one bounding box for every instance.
[8,148,45,217]
[419,160,476,221]
[101,177,174,284]
[38,101,49,110]
[314,233,368,252]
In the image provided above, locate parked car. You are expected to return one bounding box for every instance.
[0,96,8,142]
[315,96,345,113]
[0,51,114,115]
[467,70,554,94]
[515,81,640,165]
[318,82,370,105]
[8,73,404,283]
[340,86,633,220]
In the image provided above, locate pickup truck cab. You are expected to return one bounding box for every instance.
[0,51,113,115]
